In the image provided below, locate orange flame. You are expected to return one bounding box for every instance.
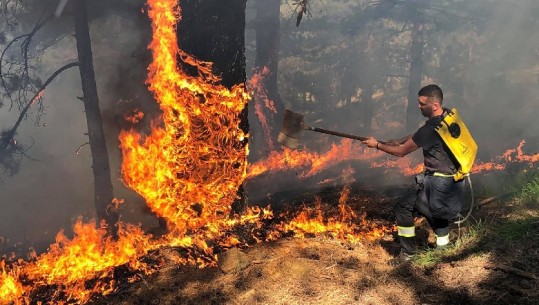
[0,261,24,304]
[123,109,145,124]
[280,167,392,243]
[249,139,537,181]
[119,0,249,235]
[1,1,256,303]
[472,140,538,174]
[248,66,277,151]
[247,139,382,179]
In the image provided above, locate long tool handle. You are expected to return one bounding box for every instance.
[305,126,368,141]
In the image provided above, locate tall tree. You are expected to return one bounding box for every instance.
[73,0,118,235]
[252,0,284,158]
[177,0,249,213]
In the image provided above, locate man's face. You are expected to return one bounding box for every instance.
[418,96,434,117]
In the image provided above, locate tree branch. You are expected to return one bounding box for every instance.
[0,14,53,110]
[1,62,80,150]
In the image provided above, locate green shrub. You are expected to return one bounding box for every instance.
[520,176,539,204]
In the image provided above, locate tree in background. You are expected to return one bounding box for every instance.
[0,0,125,237]
[73,0,119,236]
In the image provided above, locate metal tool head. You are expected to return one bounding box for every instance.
[277,109,305,149]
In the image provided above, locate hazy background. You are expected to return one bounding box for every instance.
[1,0,538,255]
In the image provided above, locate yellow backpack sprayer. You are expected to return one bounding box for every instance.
[435,108,477,224]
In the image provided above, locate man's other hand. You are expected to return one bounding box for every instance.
[361,137,379,149]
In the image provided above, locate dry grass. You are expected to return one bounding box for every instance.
[92,188,539,305]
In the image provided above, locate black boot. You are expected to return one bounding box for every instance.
[389,236,417,266]
[388,251,414,266]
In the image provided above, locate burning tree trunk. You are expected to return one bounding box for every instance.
[73,0,118,236]
[405,18,424,133]
[251,0,284,160]
[177,0,248,214]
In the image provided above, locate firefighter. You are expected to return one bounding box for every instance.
[361,84,467,265]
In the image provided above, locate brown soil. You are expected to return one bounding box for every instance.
[91,184,539,305]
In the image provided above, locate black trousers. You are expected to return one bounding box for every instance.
[395,174,465,254]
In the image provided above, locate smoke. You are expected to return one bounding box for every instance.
[0,3,156,256]
[245,0,539,203]
[1,0,538,256]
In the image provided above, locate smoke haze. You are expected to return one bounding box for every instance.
[1,0,538,255]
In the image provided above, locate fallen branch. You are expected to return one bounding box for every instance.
[478,192,518,206]
[484,263,537,280]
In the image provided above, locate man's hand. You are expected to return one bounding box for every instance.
[361,137,379,149]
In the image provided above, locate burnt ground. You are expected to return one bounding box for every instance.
[91,174,539,305]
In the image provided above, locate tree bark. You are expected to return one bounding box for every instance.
[405,19,424,133]
[177,0,248,214]
[73,0,118,236]
[252,0,284,159]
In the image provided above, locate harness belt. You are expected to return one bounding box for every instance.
[432,172,470,180]
[432,172,455,178]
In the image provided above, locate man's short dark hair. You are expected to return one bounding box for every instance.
[418,84,443,103]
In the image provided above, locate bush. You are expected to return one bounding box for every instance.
[519,174,539,204]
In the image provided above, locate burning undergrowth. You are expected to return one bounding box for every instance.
[0,190,394,305]
[0,1,392,303]
[1,0,539,304]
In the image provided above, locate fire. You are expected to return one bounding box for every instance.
[280,167,392,244]
[11,1,539,304]
[0,220,157,304]
[281,192,391,243]
[119,0,249,235]
[247,138,382,179]
[1,0,255,303]
[0,261,24,304]
[472,140,538,174]
[248,66,277,151]
[503,140,538,163]
[370,157,423,176]
[123,109,145,124]
[249,139,537,181]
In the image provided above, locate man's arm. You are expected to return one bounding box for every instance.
[362,136,419,157]
[385,135,412,146]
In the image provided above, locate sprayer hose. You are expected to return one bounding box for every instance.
[454,174,474,225]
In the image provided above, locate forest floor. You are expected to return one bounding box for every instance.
[92,173,539,305]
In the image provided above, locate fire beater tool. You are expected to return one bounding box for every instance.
[277,109,375,149]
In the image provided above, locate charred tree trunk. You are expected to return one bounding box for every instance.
[252,0,284,159]
[73,0,118,236]
[405,19,424,133]
[177,0,248,214]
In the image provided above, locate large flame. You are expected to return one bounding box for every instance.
[119,0,249,235]
[0,1,253,303]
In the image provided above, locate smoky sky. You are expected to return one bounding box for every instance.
[1,0,538,254]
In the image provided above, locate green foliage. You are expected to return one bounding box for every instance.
[519,175,539,204]
[494,218,539,242]
[413,219,489,267]
[493,166,539,202]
